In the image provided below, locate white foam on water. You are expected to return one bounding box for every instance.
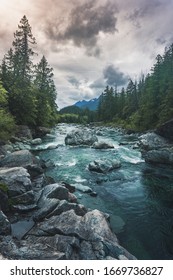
[74,175,87,183]
[67,158,77,166]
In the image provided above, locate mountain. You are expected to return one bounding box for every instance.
[74,97,100,111]
[60,105,83,114]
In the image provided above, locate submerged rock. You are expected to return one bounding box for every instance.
[92,141,114,149]
[88,159,121,173]
[74,183,93,193]
[65,129,98,146]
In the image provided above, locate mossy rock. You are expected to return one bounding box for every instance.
[0,182,8,193]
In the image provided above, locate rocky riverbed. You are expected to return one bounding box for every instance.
[0,125,136,260]
[1,121,173,260]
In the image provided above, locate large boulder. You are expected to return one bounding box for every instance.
[143,149,173,165]
[88,159,121,173]
[15,125,32,140]
[0,150,38,168]
[33,127,51,138]
[156,119,173,141]
[138,132,168,151]
[33,183,83,222]
[0,167,32,198]
[65,129,98,146]
[29,209,136,260]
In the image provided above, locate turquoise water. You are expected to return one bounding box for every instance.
[38,124,173,260]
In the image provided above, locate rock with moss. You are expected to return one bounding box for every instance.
[88,159,121,173]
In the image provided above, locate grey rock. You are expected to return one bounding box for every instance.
[33,199,60,222]
[39,209,118,242]
[0,236,65,260]
[11,219,35,240]
[61,182,75,193]
[46,200,87,218]
[156,119,173,141]
[144,149,173,165]
[41,184,69,201]
[3,144,14,153]
[15,125,32,140]
[74,183,92,193]
[13,142,31,151]
[68,192,78,203]
[0,211,11,235]
[12,203,38,212]
[0,167,32,197]
[27,165,44,179]
[79,241,96,259]
[138,132,168,151]
[34,209,136,260]
[12,190,35,205]
[31,138,42,145]
[92,141,114,149]
[65,129,98,146]
[33,126,51,138]
[0,189,9,212]
[0,150,38,168]
[88,159,121,173]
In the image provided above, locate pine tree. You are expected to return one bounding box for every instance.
[12,15,36,83]
[34,55,57,126]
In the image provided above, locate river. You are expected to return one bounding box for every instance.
[36,123,173,260]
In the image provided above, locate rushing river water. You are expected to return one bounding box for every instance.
[37,123,173,260]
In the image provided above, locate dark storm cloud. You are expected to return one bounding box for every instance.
[67,76,80,88]
[45,0,118,55]
[103,65,128,86]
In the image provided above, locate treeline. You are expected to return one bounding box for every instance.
[59,106,96,124]
[97,44,173,131]
[0,16,58,140]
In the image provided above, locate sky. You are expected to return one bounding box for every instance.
[0,0,173,108]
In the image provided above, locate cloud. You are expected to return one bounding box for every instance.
[44,0,118,56]
[67,76,80,88]
[103,65,128,86]
[127,0,163,28]
[90,78,105,89]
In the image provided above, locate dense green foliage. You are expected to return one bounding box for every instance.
[0,15,57,133]
[97,44,173,131]
[59,105,96,123]
[0,82,16,141]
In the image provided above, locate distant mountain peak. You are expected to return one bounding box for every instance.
[74,97,100,111]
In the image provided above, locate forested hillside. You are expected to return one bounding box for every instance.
[97,45,173,131]
[1,16,173,140]
[0,16,58,140]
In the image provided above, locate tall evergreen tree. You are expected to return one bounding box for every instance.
[34,55,57,126]
[12,15,36,83]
